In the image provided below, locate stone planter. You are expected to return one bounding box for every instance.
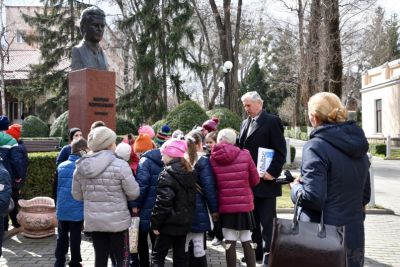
[17,197,57,238]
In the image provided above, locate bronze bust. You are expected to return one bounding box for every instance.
[71,6,108,71]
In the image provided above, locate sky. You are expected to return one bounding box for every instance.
[4,0,400,18]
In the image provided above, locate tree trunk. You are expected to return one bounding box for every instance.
[303,0,321,108]
[0,1,7,115]
[323,0,342,97]
[209,0,241,113]
[295,0,305,127]
[161,0,168,114]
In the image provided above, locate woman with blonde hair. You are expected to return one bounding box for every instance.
[290,92,370,267]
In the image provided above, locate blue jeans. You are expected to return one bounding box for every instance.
[54,220,83,267]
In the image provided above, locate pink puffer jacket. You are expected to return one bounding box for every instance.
[210,142,259,214]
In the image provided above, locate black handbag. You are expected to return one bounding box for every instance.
[269,194,347,267]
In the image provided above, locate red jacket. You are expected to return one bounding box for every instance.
[210,142,259,214]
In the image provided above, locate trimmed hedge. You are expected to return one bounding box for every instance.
[20,152,58,200]
[206,107,241,132]
[50,111,69,141]
[117,118,136,135]
[370,144,386,156]
[165,101,208,133]
[22,115,49,137]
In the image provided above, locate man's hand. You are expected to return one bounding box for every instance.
[289,176,301,188]
[153,229,160,235]
[15,178,22,183]
[261,172,275,181]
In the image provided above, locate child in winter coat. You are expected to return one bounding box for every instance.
[150,139,196,267]
[54,139,88,267]
[185,130,218,266]
[5,124,28,235]
[210,129,260,267]
[129,135,161,267]
[72,126,140,267]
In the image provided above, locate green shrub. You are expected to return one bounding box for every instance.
[117,118,136,135]
[165,101,208,133]
[50,111,68,141]
[370,144,386,156]
[21,115,49,137]
[206,107,242,132]
[20,152,58,200]
[300,132,309,141]
[290,145,296,163]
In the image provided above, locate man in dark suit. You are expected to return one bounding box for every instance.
[238,91,286,267]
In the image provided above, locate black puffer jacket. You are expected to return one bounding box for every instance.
[151,159,196,236]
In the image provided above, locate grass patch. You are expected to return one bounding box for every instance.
[388,149,400,160]
[277,185,294,208]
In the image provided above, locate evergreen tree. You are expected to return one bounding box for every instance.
[17,0,87,120]
[115,0,195,123]
[240,61,280,115]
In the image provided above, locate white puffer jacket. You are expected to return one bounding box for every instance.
[72,150,140,232]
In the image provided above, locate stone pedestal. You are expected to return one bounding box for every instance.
[68,68,116,138]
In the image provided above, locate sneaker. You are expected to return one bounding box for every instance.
[211,238,222,246]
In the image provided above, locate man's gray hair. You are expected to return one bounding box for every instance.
[79,6,106,35]
[241,91,263,103]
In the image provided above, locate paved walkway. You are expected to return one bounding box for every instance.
[1,212,399,266]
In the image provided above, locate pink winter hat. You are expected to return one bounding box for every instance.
[138,124,155,139]
[202,117,219,132]
[160,139,188,158]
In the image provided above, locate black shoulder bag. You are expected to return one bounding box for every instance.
[269,194,347,267]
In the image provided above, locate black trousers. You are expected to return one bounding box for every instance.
[54,220,83,267]
[92,230,130,267]
[252,197,276,258]
[133,230,156,267]
[151,233,187,267]
[4,189,20,230]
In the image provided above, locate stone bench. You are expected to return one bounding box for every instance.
[22,138,62,152]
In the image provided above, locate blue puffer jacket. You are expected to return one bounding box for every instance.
[10,140,28,189]
[0,133,18,180]
[56,144,71,166]
[291,121,370,267]
[191,155,218,233]
[0,160,12,215]
[56,154,83,221]
[129,149,163,232]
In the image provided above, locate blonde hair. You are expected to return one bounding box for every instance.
[308,92,348,123]
[185,130,203,166]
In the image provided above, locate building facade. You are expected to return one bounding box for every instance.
[361,59,400,144]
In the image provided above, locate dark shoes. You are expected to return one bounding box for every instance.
[241,253,268,265]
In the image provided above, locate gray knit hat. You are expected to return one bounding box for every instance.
[87,126,116,152]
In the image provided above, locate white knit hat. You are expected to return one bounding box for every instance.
[88,126,116,152]
[115,142,132,161]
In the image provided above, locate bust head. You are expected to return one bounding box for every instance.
[79,6,106,44]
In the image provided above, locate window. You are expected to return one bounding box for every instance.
[16,31,24,43]
[376,99,382,133]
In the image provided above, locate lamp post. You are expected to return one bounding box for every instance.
[222,60,233,108]
[218,81,225,106]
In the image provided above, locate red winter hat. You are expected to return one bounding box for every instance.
[202,117,219,132]
[6,124,22,140]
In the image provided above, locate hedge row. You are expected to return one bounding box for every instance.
[20,152,58,200]
[369,144,386,156]
[285,127,309,141]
